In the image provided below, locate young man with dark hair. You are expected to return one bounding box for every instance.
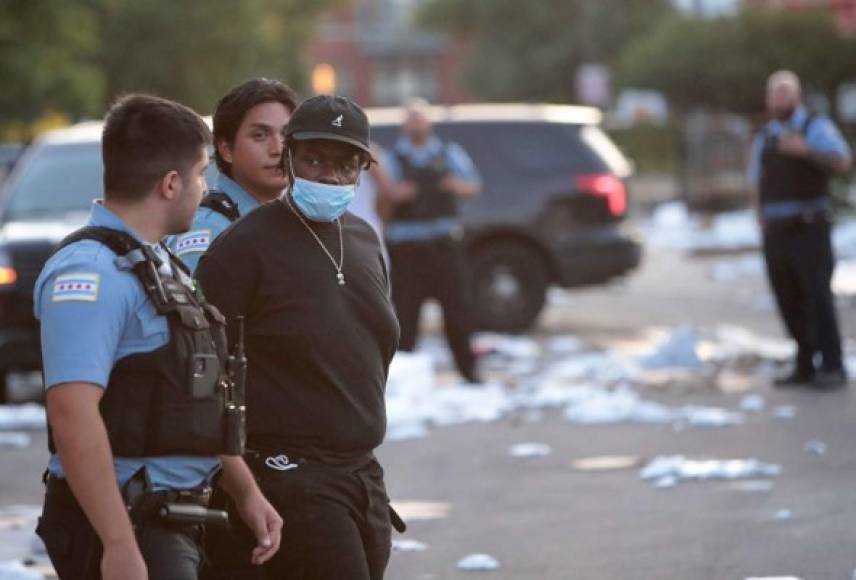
[35,94,281,580]
[169,78,298,272]
[197,95,402,580]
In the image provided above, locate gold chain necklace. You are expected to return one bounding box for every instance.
[283,194,345,286]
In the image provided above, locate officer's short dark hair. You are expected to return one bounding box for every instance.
[102,94,212,202]
[213,79,298,176]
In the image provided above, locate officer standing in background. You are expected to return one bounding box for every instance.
[35,94,281,580]
[748,70,853,390]
[196,94,402,580]
[383,98,483,384]
[170,78,297,272]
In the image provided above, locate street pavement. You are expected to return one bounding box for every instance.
[3,243,856,579]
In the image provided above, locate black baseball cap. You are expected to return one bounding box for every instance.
[286,94,374,159]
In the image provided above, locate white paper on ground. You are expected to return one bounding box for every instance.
[640,456,781,485]
[0,561,42,580]
[0,404,46,431]
[0,433,30,449]
[392,539,428,552]
[456,553,500,571]
[509,443,552,458]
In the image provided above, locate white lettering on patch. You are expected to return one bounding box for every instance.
[52,272,100,302]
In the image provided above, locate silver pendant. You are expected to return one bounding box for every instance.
[337,272,346,286]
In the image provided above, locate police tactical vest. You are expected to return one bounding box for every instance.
[390,144,457,222]
[200,190,241,222]
[46,227,241,457]
[760,115,830,205]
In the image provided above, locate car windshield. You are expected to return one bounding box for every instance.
[1,141,220,221]
[2,142,103,220]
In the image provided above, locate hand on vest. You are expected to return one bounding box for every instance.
[777,132,809,158]
[393,180,419,203]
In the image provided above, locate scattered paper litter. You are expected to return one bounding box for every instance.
[392,539,428,552]
[773,406,797,419]
[473,333,540,361]
[638,326,703,370]
[773,509,793,521]
[640,456,781,486]
[709,254,764,282]
[457,553,500,571]
[739,394,765,413]
[562,386,743,427]
[0,405,46,431]
[804,440,827,456]
[0,560,42,580]
[509,443,551,458]
[0,433,30,449]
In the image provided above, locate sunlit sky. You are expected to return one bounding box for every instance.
[672,0,741,16]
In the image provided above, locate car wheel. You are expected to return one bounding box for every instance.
[470,241,550,333]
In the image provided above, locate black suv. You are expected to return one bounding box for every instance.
[370,104,641,333]
[0,104,640,401]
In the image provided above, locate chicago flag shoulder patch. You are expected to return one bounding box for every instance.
[174,230,211,256]
[52,272,100,302]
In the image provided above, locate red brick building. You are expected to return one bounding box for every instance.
[745,0,856,32]
[305,0,471,107]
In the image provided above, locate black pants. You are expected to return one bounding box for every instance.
[36,478,204,580]
[203,456,392,580]
[763,217,843,373]
[388,237,478,382]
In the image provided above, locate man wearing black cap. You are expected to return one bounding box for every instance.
[196,95,401,579]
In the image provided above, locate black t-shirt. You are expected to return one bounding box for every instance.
[196,199,400,462]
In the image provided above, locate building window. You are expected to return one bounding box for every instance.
[373,57,437,105]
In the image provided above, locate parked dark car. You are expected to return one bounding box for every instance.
[369,103,641,333]
[0,122,219,402]
[0,105,640,402]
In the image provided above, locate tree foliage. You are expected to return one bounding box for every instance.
[614,8,856,115]
[418,0,672,102]
[0,0,344,136]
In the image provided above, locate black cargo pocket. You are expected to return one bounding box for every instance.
[99,378,153,456]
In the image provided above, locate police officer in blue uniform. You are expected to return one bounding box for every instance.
[170,79,297,272]
[748,71,853,390]
[35,94,281,580]
[383,98,483,383]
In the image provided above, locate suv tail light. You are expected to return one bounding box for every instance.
[576,173,627,217]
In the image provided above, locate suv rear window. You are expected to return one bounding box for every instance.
[2,142,220,221]
[373,121,620,213]
[3,142,103,219]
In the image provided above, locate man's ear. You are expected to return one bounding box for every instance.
[157,170,182,201]
[217,139,233,164]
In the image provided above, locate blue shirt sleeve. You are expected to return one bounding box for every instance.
[35,247,130,389]
[445,142,482,186]
[747,133,765,187]
[168,208,232,274]
[806,116,852,162]
[383,148,403,183]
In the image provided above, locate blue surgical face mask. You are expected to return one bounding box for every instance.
[288,157,356,222]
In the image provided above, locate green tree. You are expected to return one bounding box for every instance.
[614,8,856,116]
[0,1,104,131]
[1,0,345,137]
[96,0,343,116]
[418,0,673,102]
